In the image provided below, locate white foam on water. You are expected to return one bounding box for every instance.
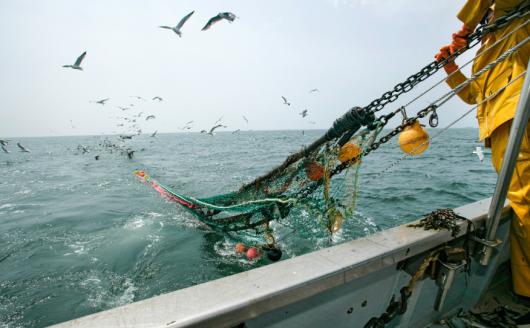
[124,216,146,230]
[14,189,32,195]
[115,278,137,306]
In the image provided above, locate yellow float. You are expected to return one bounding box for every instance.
[338,143,362,163]
[398,120,429,155]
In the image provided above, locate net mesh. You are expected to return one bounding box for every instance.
[135,123,381,238]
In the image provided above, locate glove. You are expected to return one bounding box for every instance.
[434,24,472,74]
[435,45,459,74]
[451,24,472,52]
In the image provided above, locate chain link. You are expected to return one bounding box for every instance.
[292,3,530,202]
[364,1,530,116]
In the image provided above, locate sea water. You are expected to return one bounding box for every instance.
[0,129,497,327]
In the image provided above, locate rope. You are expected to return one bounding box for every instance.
[436,35,530,109]
[370,69,527,179]
[402,19,530,110]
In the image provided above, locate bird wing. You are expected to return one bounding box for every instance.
[242,115,248,123]
[209,124,224,133]
[17,143,29,152]
[220,12,237,21]
[159,26,172,29]
[74,51,87,66]
[202,14,224,31]
[1,145,9,153]
[281,96,287,103]
[177,10,195,29]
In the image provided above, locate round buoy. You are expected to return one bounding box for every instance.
[263,245,282,262]
[338,143,362,163]
[305,161,324,181]
[235,243,247,254]
[246,247,260,260]
[398,120,429,156]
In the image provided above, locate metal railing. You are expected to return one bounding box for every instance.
[480,60,530,265]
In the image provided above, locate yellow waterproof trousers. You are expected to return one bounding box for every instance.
[490,120,530,296]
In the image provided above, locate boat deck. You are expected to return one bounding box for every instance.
[429,263,530,327]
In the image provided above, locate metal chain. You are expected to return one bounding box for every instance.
[364,70,526,182]
[402,18,530,110]
[364,1,530,115]
[294,44,528,201]
[291,4,530,202]
[366,34,530,157]
[364,249,442,328]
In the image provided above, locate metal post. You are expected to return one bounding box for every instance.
[480,61,530,266]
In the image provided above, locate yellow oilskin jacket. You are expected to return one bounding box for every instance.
[445,0,530,141]
[446,0,530,297]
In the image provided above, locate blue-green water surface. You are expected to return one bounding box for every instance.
[0,129,497,327]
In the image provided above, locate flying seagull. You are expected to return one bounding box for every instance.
[150,130,158,137]
[63,51,86,70]
[242,115,248,123]
[130,96,146,101]
[93,98,109,105]
[117,106,129,111]
[281,96,291,106]
[207,124,227,136]
[17,143,31,153]
[309,88,319,93]
[152,96,163,101]
[202,12,238,31]
[299,109,308,118]
[145,115,156,121]
[159,11,195,37]
[473,146,484,162]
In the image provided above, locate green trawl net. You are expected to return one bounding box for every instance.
[134,107,379,237]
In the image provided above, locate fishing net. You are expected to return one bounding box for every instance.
[135,107,379,238]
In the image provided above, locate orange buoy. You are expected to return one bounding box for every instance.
[305,161,324,181]
[338,143,362,163]
[398,120,429,156]
[246,247,260,260]
[235,243,247,253]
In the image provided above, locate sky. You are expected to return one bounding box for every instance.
[0,0,477,137]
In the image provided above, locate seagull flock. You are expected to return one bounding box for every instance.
[2,8,487,166]
[1,9,331,162]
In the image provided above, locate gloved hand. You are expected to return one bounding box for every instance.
[451,24,472,52]
[434,24,472,74]
[435,45,459,74]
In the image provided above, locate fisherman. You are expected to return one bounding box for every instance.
[435,0,530,306]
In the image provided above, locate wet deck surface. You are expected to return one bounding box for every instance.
[429,263,530,328]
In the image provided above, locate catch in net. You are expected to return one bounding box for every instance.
[134,107,379,238]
